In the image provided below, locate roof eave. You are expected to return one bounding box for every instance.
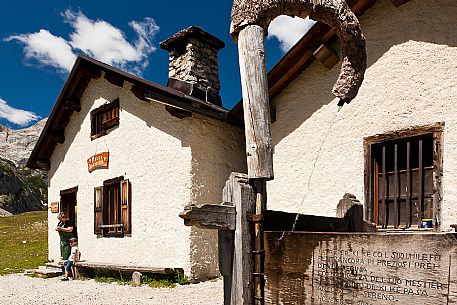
[228,0,377,120]
[27,55,234,170]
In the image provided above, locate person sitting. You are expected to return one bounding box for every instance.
[61,237,79,281]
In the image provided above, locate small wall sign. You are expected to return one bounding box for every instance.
[50,202,59,213]
[87,152,109,173]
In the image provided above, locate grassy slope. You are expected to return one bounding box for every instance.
[0,211,48,275]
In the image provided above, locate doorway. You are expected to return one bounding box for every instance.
[60,186,78,234]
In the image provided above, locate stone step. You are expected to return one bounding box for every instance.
[28,265,63,278]
[45,261,62,268]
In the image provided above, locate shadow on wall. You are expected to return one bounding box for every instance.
[271,0,457,147]
[121,89,191,148]
[48,101,85,184]
[187,118,246,281]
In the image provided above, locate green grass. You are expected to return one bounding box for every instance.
[93,270,131,285]
[0,211,48,275]
[91,270,190,288]
[142,273,190,288]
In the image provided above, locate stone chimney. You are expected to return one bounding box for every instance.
[160,26,225,106]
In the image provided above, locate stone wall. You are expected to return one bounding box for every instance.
[161,27,224,105]
[168,37,221,94]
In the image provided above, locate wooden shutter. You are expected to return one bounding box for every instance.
[120,180,131,234]
[102,115,119,130]
[94,187,103,235]
[102,99,120,130]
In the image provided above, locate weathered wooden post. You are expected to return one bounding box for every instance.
[229,1,367,301]
[181,1,367,304]
[235,23,273,305]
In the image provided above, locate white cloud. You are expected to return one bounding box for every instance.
[6,10,159,75]
[5,30,77,72]
[268,16,316,52]
[0,98,40,126]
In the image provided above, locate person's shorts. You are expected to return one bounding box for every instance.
[63,260,74,273]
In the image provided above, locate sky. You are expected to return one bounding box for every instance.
[0,0,314,128]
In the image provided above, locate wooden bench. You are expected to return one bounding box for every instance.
[74,261,183,276]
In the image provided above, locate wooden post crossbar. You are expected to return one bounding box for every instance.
[180,173,256,305]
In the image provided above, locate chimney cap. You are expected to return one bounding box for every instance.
[160,26,225,51]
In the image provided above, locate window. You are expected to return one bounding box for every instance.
[90,99,120,139]
[365,125,443,230]
[94,177,131,237]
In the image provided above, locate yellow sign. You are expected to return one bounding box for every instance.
[50,202,59,213]
[87,152,109,173]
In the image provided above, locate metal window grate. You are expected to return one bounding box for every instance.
[373,134,434,229]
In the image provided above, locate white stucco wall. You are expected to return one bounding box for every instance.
[267,0,457,230]
[47,76,245,280]
[189,114,246,281]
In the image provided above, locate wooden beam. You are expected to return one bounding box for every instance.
[63,99,81,112]
[252,179,266,304]
[364,123,445,144]
[49,130,65,144]
[165,106,192,119]
[145,90,227,122]
[313,44,339,70]
[130,84,149,102]
[230,173,256,305]
[36,159,50,170]
[264,208,375,232]
[75,261,180,275]
[104,71,125,88]
[179,203,236,230]
[433,129,444,231]
[60,186,78,196]
[237,25,274,180]
[390,0,411,6]
[67,64,101,100]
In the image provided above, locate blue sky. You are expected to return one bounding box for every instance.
[0,0,314,128]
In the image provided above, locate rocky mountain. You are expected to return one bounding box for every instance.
[0,119,47,215]
[0,119,47,167]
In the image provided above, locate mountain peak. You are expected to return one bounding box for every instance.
[0,118,47,167]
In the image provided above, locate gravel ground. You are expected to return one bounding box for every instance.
[0,273,223,305]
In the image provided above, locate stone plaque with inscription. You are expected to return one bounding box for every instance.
[264,232,457,304]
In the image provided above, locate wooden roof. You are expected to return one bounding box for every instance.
[228,0,377,122]
[27,55,231,170]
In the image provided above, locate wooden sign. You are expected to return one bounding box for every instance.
[50,202,59,213]
[264,232,457,304]
[87,152,109,173]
